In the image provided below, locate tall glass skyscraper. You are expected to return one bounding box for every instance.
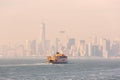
[41,22,46,55]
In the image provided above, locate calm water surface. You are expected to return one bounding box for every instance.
[0,58,120,80]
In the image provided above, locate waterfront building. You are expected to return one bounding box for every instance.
[67,38,75,49]
[67,38,75,56]
[87,42,92,57]
[99,38,110,58]
[16,44,25,57]
[79,40,86,57]
[30,40,37,56]
[110,40,120,57]
[25,40,31,56]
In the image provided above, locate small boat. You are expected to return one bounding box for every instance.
[47,52,68,64]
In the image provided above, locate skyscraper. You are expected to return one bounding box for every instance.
[41,22,45,46]
[30,40,37,56]
[40,22,46,56]
[79,40,86,57]
[25,40,31,56]
[100,38,109,58]
[88,42,92,57]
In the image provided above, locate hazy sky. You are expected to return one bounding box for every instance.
[0,0,120,44]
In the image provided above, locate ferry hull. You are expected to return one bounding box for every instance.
[47,58,68,64]
[51,62,68,64]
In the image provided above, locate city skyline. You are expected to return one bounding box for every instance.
[0,0,120,45]
[0,18,120,58]
[0,32,120,58]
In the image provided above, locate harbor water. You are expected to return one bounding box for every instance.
[0,58,120,80]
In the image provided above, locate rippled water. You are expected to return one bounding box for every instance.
[0,58,120,80]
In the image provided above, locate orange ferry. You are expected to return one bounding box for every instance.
[47,52,68,64]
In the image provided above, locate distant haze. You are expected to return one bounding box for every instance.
[0,0,120,44]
